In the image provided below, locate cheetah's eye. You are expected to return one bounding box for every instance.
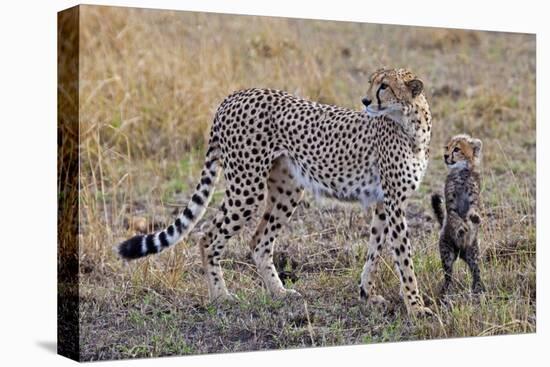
[379,83,388,90]
[453,147,460,153]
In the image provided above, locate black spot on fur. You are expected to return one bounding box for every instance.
[191,194,204,206]
[145,234,157,254]
[175,218,183,232]
[183,208,194,221]
[159,231,169,247]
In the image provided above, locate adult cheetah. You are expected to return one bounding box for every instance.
[118,68,434,316]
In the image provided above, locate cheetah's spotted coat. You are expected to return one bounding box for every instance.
[118,68,434,316]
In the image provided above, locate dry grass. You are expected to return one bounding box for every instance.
[76,5,536,361]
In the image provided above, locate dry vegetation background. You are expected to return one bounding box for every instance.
[77,5,536,361]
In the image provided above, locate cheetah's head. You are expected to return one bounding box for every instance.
[443,134,483,168]
[362,68,425,120]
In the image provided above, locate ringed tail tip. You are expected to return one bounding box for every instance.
[117,235,145,260]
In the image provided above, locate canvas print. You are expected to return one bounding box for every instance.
[57,4,536,362]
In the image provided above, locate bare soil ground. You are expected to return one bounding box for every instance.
[74,6,535,361]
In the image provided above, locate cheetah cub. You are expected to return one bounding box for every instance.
[431,134,485,295]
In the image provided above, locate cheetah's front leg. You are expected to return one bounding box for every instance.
[360,203,389,307]
[384,198,433,317]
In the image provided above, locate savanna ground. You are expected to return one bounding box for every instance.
[75,5,536,361]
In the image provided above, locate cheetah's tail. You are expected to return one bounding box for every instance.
[431,193,445,227]
[117,135,221,260]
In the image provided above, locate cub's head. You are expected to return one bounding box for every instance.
[362,68,425,117]
[443,134,483,168]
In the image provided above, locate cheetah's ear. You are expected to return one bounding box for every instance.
[406,79,424,98]
[471,138,483,159]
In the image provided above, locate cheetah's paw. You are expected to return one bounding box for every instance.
[409,305,434,318]
[274,288,302,299]
[212,292,239,304]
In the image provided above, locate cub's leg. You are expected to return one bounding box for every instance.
[439,237,458,295]
[359,202,389,306]
[384,197,433,317]
[460,238,485,294]
[250,158,303,298]
[447,210,470,247]
[468,210,482,226]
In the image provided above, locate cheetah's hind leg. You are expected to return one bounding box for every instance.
[200,188,262,303]
[250,157,304,299]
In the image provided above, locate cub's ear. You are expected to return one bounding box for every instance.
[406,79,424,98]
[471,138,483,157]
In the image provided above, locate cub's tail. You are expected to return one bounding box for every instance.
[117,137,221,260]
[431,193,445,227]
